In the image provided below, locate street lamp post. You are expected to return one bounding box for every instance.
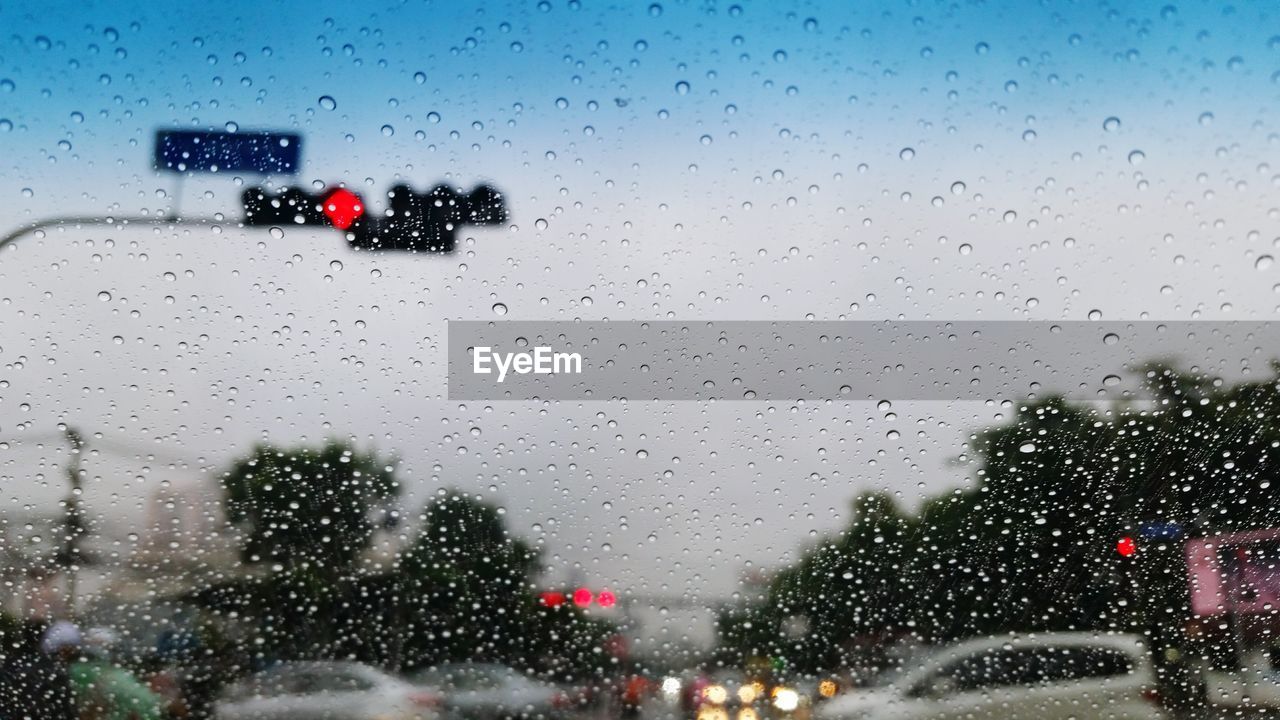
[59,426,85,617]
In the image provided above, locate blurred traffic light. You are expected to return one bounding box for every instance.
[242,186,333,226]
[1117,536,1137,557]
[540,588,617,609]
[241,183,507,253]
[321,188,364,230]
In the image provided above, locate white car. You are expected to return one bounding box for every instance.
[409,663,573,720]
[216,661,440,720]
[814,632,1167,720]
[1202,647,1280,708]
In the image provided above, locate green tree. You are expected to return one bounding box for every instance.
[720,364,1280,675]
[221,441,399,573]
[398,491,616,676]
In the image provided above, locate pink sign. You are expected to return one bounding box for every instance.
[1187,529,1280,617]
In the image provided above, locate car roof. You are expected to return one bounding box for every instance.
[945,631,1149,655]
[257,661,392,678]
[890,632,1153,691]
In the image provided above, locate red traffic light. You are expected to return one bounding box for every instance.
[572,588,594,607]
[539,591,565,608]
[1117,536,1137,557]
[322,188,364,230]
[597,590,617,608]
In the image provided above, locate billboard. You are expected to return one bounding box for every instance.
[1187,529,1280,616]
[153,129,302,175]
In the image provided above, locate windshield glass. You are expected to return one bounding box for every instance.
[1,3,1276,720]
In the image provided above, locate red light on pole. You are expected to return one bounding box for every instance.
[597,590,617,608]
[573,588,593,607]
[322,188,364,230]
[1117,536,1137,557]
[539,591,565,608]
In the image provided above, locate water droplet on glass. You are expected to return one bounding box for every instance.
[492,303,508,316]
[318,95,337,111]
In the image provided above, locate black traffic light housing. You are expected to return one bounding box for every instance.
[241,183,508,254]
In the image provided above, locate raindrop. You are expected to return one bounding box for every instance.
[1019,442,1036,453]
[318,95,337,111]
[1257,255,1274,271]
[492,302,508,316]
[1103,116,1121,132]
[1127,149,1145,165]
[899,147,915,161]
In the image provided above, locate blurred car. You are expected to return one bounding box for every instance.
[699,670,760,709]
[215,661,439,720]
[813,632,1166,720]
[1202,646,1280,709]
[409,663,573,720]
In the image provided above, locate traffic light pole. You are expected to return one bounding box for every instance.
[0,214,220,256]
[61,426,84,616]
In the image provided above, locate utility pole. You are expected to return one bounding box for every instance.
[58,426,85,616]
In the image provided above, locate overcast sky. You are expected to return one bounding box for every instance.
[1,1,1278,644]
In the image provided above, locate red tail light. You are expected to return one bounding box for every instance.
[1140,687,1161,705]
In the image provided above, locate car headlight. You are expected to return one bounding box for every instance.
[772,688,800,712]
[704,685,728,705]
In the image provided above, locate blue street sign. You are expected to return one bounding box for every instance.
[154,129,302,175]
[1138,521,1184,541]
